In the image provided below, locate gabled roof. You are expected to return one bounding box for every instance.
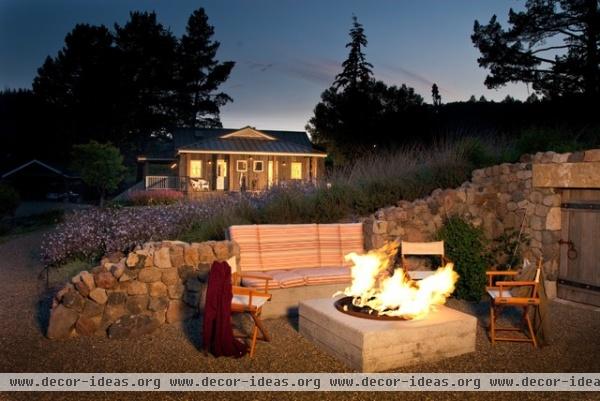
[220,127,277,140]
[1,159,75,179]
[174,126,327,157]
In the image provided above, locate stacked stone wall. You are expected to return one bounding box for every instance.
[47,240,239,339]
[363,149,600,282]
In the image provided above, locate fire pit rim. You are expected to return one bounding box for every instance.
[333,296,410,321]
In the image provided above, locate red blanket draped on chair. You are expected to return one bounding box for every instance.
[202,261,247,357]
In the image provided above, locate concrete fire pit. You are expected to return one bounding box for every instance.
[299,298,477,372]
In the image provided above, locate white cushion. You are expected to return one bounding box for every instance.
[487,289,513,299]
[232,294,269,308]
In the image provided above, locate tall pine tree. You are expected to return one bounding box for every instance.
[176,8,235,128]
[333,15,373,90]
[32,8,234,154]
[308,16,424,164]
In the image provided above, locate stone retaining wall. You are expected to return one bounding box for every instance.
[363,149,600,282]
[47,240,239,339]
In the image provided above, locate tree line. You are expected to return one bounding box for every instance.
[308,2,600,164]
[1,1,599,174]
[0,8,233,170]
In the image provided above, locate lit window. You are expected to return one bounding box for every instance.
[236,160,248,172]
[190,160,202,177]
[291,162,302,179]
[253,160,264,172]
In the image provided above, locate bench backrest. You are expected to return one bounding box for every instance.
[228,223,364,272]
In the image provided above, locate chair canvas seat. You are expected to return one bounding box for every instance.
[408,270,436,280]
[487,289,514,300]
[232,293,270,309]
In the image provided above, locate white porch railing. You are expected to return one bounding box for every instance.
[144,176,210,192]
[145,176,184,191]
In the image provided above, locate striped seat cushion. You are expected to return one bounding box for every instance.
[241,270,286,289]
[241,270,306,289]
[294,266,352,286]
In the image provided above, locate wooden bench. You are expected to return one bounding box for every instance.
[228,223,364,318]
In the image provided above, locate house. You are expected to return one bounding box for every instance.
[1,159,81,200]
[137,126,327,193]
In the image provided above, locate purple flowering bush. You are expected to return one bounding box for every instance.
[128,189,184,206]
[41,196,239,266]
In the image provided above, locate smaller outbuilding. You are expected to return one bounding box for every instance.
[1,159,81,200]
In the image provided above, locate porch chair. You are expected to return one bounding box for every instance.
[400,241,446,280]
[231,271,273,358]
[190,178,209,191]
[486,259,542,347]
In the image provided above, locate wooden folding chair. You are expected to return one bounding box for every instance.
[400,241,447,280]
[231,272,272,358]
[486,259,542,347]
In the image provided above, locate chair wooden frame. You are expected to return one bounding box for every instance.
[486,259,542,348]
[231,272,273,358]
[400,241,447,279]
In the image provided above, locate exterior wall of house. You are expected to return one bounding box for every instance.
[177,152,324,192]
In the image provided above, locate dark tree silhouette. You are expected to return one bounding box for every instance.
[307,16,424,164]
[114,11,179,144]
[33,24,119,144]
[431,83,442,106]
[176,8,235,128]
[472,0,600,98]
[32,8,234,154]
[333,15,373,90]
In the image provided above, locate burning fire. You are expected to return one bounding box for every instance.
[336,241,459,320]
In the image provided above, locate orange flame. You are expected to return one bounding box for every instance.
[336,241,459,320]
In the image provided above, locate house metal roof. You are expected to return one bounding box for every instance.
[176,127,326,157]
[138,127,327,160]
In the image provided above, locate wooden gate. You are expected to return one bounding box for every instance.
[558,189,600,306]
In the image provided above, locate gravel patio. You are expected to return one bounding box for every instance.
[0,231,599,401]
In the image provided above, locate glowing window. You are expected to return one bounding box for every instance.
[291,162,302,179]
[190,160,202,177]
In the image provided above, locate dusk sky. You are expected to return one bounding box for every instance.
[0,0,528,131]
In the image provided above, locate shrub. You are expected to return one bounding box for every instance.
[72,141,126,206]
[437,215,489,301]
[490,229,531,270]
[128,190,184,206]
[0,184,20,218]
[41,196,239,266]
[515,126,583,155]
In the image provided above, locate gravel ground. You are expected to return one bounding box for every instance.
[0,231,599,401]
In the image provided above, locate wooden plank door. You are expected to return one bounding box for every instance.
[558,189,600,306]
